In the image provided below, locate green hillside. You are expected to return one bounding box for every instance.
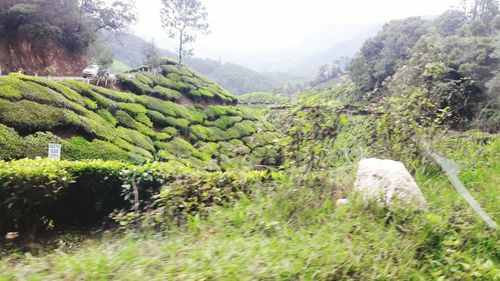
[0,60,279,171]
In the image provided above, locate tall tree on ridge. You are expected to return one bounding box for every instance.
[160,0,210,64]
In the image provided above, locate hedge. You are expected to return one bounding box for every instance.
[0,159,274,237]
[0,159,130,235]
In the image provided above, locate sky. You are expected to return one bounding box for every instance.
[134,0,459,53]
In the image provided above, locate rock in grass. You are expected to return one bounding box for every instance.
[354,158,427,210]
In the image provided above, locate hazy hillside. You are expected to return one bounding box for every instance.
[212,23,382,78]
[102,33,281,95]
[288,25,383,77]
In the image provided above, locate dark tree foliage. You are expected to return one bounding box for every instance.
[349,17,428,91]
[350,7,500,130]
[0,0,91,50]
[79,0,137,32]
[0,0,137,52]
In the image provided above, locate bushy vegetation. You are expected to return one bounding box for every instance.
[349,5,500,131]
[0,159,274,236]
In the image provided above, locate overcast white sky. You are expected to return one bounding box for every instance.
[134,0,459,52]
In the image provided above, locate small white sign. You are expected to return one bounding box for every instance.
[48,144,62,160]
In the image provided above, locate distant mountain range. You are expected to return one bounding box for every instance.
[103,22,382,94]
[101,32,289,95]
[194,23,383,78]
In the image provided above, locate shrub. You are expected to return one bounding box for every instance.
[6,80,87,114]
[81,96,98,110]
[165,116,190,130]
[136,96,176,116]
[152,85,183,101]
[163,127,178,136]
[118,75,153,95]
[62,137,131,161]
[0,124,24,160]
[143,73,174,88]
[198,88,215,98]
[226,120,257,139]
[136,75,154,87]
[97,109,118,126]
[115,110,138,130]
[117,163,272,226]
[136,123,161,139]
[23,132,61,159]
[189,125,228,142]
[243,131,279,149]
[135,113,154,127]
[117,102,147,116]
[163,137,203,159]
[187,89,202,99]
[116,127,155,152]
[18,75,87,107]
[175,104,207,123]
[0,99,82,133]
[146,110,170,127]
[213,116,243,129]
[0,157,275,236]
[197,141,220,158]
[0,75,24,100]
[62,80,116,109]
[161,65,184,76]
[93,86,136,103]
[164,74,192,91]
[0,159,130,235]
[206,106,240,120]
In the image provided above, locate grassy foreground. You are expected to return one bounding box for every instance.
[0,157,498,280]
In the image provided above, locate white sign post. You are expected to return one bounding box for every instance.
[48,144,62,160]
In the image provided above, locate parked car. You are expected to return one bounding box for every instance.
[81,65,110,79]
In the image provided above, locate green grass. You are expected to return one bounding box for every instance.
[1,160,498,280]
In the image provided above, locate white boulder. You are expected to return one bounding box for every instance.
[354,158,427,210]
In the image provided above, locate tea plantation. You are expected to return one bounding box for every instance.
[0,59,280,171]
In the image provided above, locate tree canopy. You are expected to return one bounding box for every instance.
[349,3,500,130]
[0,0,137,52]
[160,0,210,64]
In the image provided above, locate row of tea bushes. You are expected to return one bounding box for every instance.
[0,159,274,237]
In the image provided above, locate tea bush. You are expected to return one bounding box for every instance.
[0,124,23,160]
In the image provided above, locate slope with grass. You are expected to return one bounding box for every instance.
[0,59,280,171]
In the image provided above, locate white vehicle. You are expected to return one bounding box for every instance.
[81,65,100,78]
